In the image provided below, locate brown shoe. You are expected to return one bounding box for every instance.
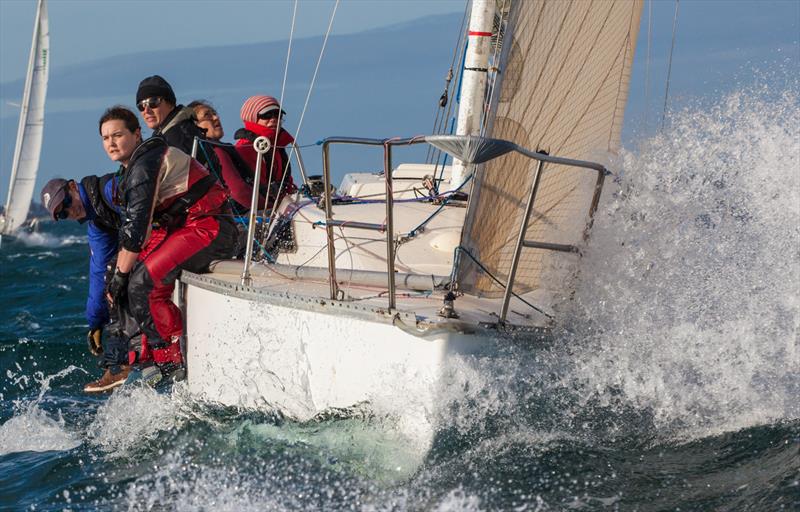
[83,365,131,393]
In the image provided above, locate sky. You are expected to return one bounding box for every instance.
[0,0,798,204]
[0,0,465,82]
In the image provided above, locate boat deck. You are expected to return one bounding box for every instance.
[181,259,553,333]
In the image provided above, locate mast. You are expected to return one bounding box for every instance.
[3,0,48,234]
[450,0,495,187]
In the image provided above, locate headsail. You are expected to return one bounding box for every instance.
[457,0,642,303]
[2,0,49,234]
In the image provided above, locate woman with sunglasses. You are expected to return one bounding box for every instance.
[40,173,140,393]
[99,105,238,385]
[232,95,298,211]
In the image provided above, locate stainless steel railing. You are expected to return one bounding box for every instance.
[318,136,427,308]
[194,133,607,323]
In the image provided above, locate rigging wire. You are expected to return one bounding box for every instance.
[480,0,510,137]
[288,0,339,166]
[264,0,339,249]
[661,0,680,133]
[643,0,653,133]
[260,0,298,247]
[426,3,470,164]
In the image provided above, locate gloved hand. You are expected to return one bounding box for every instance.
[87,327,103,356]
[105,268,130,307]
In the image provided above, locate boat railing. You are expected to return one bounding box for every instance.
[318,136,429,308]
[196,133,606,322]
[491,149,607,323]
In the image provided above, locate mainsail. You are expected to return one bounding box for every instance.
[2,0,49,234]
[457,0,642,303]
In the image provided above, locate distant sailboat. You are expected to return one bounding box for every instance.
[1,0,49,236]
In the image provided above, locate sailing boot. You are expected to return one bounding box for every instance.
[83,365,132,393]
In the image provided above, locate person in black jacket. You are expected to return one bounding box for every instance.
[135,75,216,169]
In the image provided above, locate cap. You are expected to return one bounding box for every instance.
[136,75,176,105]
[40,178,69,220]
[240,95,284,124]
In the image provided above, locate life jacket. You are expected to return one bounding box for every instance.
[81,173,120,234]
[234,126,293,186]
[117,137,225,247]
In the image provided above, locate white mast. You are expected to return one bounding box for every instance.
[2,0,49,234]
[450,0,495,187]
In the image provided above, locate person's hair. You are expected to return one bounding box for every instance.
[187,99,213,110]
[98,105,140,135]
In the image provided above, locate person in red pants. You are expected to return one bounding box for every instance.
[99,105,237,383]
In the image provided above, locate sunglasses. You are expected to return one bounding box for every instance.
[55,188,72,220]
[257,110,282,120]
[137,96,163,112]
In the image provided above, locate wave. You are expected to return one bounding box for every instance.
[558,83,800,440]
[0,367,85,455]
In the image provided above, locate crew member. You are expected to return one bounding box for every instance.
[135,75,214,169]
[40,174,139,392]
[100,106,237,379]
[233,95,297,210]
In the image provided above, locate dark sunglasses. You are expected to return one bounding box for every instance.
[257,110,282,120]
[137,96,163,112]
[55,188,72,220]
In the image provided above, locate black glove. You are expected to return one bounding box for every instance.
[87,327,103,356]
[105,268,130,307]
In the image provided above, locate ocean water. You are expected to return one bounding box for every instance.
[1,87,798,511]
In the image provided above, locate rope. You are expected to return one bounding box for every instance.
[661,0,680,133]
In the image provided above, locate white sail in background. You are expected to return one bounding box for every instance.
[2,0,49,234]
[458,0,643,300]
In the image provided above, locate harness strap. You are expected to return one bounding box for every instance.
[153,174,217,227]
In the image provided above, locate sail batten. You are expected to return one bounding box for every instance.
[2,0,49,234]
[458,0,642,302]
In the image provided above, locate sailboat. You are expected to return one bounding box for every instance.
[0,0,49,237]
[180,0,643,431]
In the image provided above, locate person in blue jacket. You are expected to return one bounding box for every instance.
[40,173,140,392]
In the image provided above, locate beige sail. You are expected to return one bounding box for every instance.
[457,0,643,302]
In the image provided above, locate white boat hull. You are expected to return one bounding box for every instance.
[182,272,498,427]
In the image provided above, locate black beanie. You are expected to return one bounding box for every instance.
[136,75,176,105]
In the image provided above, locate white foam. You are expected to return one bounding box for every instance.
[0,366,85,455]
[10,230,87,248]
[0,406,80,454]
[87,383,193,458]
[560,84,800,439]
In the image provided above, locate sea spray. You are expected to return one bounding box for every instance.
[0,366,85,454]
[560,85,800,439]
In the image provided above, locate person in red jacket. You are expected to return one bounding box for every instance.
[233,95,297,211]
